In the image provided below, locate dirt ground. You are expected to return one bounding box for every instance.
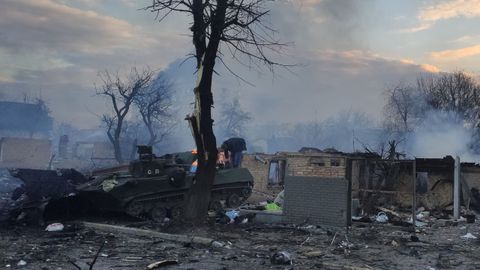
[1,217,480,270]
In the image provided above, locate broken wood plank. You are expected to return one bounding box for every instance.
[81,222,215,246]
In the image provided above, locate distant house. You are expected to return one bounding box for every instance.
[0,137,52,169]
[0,101,53,137]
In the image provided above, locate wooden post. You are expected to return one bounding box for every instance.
[412,159,416,230]
[454,156,460,220]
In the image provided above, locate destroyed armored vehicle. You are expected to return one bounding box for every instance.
[5,168,90,224]
[8,146,254,222]
[76,146,254,221]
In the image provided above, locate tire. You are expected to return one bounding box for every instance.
[150,207,167,222]
[209,200,223,212]
[125,201,143,217]
[241,188,252,198]
[170,206,184,220]
[227,193,241,208]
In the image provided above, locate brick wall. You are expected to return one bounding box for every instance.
[283,176,350,227]
[242,154,280,202]
[243,153,348,203]
[287,154,346,178]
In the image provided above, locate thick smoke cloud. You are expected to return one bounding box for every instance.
[407,111,476,159]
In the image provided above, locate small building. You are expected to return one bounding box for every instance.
[242,148,349,203]
[0,137,52,169]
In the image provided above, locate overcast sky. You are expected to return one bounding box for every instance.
[1,0,480,129]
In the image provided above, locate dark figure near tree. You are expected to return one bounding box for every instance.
[221,138,246,168]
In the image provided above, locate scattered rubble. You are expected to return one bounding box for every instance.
[1,217,479,269]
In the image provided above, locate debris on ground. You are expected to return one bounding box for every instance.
[270,251,292,265]
[461,232,477,239]
[265,202,282,212]
[375,212,389,223]
[45,223,64,232]
[0,216,479,269]
[146,260,179,269]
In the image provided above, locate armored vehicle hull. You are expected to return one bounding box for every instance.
[78,166,253,221]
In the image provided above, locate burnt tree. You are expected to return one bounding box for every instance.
[146,0,286,222]
[97,68,154,164]
[383,83,421,133]
[134,74,175,147]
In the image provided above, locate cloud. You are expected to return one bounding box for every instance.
[430,45,480,60]
[420,64,440,73]
[406,0,480,32]
[400,22,433,33]
[450,35,476,43]
[0,0,192,129]
[270,0,371,51]
[0,0,144,54]
[205,50,442,126]
[0,75,13,83]
[399,59,439,72]
[419,0,480,22]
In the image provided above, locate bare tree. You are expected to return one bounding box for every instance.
[218,97,252,139]
[97,67,154,164]
[418,71,480,123]
[383,83,421,133]
[382,71,480,155]
[146,0,287,221]
[134,74,176,147]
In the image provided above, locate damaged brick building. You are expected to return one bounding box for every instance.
[242,148,480,224]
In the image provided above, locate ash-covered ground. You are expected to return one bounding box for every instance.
[1,218,479,270]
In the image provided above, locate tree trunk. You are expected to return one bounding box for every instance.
[183,0,227,223]
[113,139,123,164]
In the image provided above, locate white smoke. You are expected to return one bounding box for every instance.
[405,110,480,162]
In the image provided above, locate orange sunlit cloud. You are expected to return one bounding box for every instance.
[419,0,480,22]
[404,0,480,32]
[420,64,440,73]
[431,45,480,60]
[400,59,440,73]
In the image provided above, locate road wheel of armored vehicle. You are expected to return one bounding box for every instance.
[241,188,252,198]
[126,201,144,217]
[209,200,223,212]
[227,193,241,208]
[150,207,167,222]
[170,206,184,220]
